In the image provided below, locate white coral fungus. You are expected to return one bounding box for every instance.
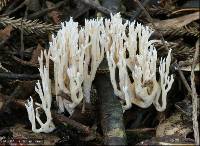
[25,50,55,133]
[25,13,174,133]
[106,14,174,111]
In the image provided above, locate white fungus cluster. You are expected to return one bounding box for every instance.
[106,14,174,111]
[25,51,55,133]
[25,13,174,133]
[49,18,106,114]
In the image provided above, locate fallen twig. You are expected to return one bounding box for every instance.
[0,72,40,80]
[190,39,199,145]
[126,128,155,133]
[131,0,151,20]
[79,0,112,15]
[175,62,192,94]
[2,0,30,16]
[28,0,67,19]
[53,113,92,135]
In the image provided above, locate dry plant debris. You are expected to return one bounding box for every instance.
[0,0,199,145]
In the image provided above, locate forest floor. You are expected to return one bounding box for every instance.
[0,0,199,145]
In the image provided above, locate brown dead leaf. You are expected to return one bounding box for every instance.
[46,1,61,24]
[49,10,61,24]
[153,12,199,29]
[29,43,43,65]
[0,25,13,41]
[170,8,200,16]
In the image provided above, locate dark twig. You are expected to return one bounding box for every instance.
[20,19,24,59]
[126,128,155,133]
[4,0,19,14]
[53,113,92,135]
[175,63,192,94]
[2,0,30,16]
[0,72,40,80]
[79,0,112,15]
[28,0,67,19]
[20,5,28,59]
[131,0,151,20]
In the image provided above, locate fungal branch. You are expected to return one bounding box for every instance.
[105,13,128,98]
[49,18,84,115]
[81,18,106,103]
[154,49,174,111]
[25,50,55,133]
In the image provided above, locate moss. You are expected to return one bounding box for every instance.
[107,128,126,138]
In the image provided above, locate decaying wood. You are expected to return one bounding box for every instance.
[94,73,127,145]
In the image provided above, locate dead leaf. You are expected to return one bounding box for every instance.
[29,44,43,65]
[179,63,200,71]
[48,10,61,24]
[153,12,199,29]
[0,25,13,41]
[46,1,61,24]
